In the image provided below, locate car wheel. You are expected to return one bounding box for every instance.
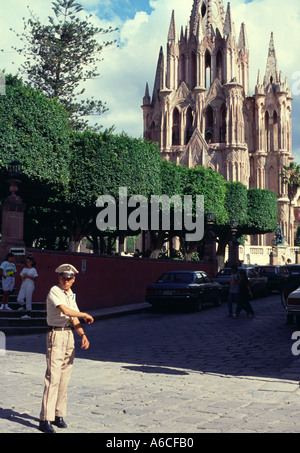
[286,313,294,325]
[194,298,202,312]
[214,293,222,307]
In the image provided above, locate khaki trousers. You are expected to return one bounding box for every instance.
[40,329,75,421]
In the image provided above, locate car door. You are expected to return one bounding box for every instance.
[199,272,216,302]
[247,269,259,296]
[252,269,266,295]
[195,272,209,302]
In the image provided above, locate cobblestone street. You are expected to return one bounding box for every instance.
[1,293,300,434]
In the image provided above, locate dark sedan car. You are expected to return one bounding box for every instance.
[255,265,290,293]
[213,267,268,299]
[146,271,223,312]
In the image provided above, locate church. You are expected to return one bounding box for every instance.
[142,0,294,248]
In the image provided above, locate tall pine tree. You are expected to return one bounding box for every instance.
[10,0,117,131]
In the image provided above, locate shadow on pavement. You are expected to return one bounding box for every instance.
[4,295,300,382]
[0,408,39,430]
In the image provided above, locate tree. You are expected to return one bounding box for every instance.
[245,189,278,235]
[9,0,117,130]
[0,74,72,248]
[215,182,248,268]
[281,162,300,244]
[65,131,162,251]
[0,74,71,199]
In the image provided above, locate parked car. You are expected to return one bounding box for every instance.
[213,267,268,299]
[145,270,223,312]
[281,282,300,325]
[255,265,291,293]
[286,264,300,276]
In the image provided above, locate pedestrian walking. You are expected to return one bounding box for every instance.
[0,253,17,311]
[17,255,38,319]
[234,270,255,318]
[39,263,94,434]
[227,265,240,317]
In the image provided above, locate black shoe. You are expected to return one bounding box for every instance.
[39,420,56,433]
[52,416,68,428]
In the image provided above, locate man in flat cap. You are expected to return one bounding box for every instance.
[39,264,94,433]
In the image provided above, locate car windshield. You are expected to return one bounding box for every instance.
[217,269,232,276]
[260,267,276,273]
[157,273,194,284]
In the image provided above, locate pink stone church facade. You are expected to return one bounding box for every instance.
[142,0,294,247]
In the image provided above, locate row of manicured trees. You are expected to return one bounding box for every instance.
[159,161,278,262]
[0,77,278,256]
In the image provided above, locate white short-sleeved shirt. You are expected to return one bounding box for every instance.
[20,267,38,286]
[46,284,79,327]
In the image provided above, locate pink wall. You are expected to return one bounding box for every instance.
[15,249,217,311]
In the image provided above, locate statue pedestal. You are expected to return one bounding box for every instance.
[0,193,26,263]
[270,246,288,266]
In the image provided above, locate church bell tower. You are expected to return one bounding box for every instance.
[142,0,294,245]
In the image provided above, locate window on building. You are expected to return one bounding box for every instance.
[216,49,223,83]
[191,51,197,89]
[180,54,186,83]
[186,107,194,144]
[172,107,180,146]
[205,51,211,89]
[205,105,214,143]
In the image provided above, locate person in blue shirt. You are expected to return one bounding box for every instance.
[0,253,17,310]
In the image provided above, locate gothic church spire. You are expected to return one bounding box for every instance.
[264,32,279,86]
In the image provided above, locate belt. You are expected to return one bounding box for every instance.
[48,326,72,331]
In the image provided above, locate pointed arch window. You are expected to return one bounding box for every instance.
[186,107,194,144]
[216,49,223,84]
[205,105,214,143]
[265,111,270,151]
[273,110,278,151]
[205,50,211,89]
[219,104,226,143]
[172,107,180,146]
[191,51,197,89]
[151,121,157,143]
[180,54,186,84]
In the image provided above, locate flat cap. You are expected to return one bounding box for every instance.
[55,264,79,279]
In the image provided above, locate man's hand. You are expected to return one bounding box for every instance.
[83,314,94,324]
[81,335,90,350]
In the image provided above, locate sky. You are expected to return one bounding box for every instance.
[0,0,300,160]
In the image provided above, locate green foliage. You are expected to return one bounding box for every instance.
[224,181,248,228]
[282,162,300,201]
[160,161,227,224]
[68,132,162,207]
[0,74,71,199]
[246,188,278,234]
[160,160,187,197]
[184,166,227,225]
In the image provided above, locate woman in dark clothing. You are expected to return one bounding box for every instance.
[234,270,255,318]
